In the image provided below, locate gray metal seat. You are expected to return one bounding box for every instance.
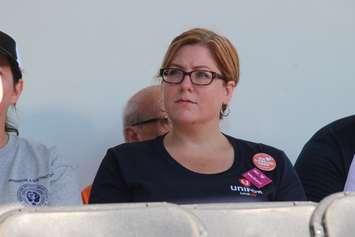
[184,202,316,237]
[0,202,207,237]
[311,192,355,237]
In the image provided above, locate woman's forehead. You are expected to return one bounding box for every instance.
[170,45,219,71]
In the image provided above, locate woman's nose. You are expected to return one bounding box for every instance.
[179,74,194,90]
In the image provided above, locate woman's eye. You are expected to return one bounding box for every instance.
[195,71,210,79]
[167,69,181,76]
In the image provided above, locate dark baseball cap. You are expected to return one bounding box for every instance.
[0,30,22,79]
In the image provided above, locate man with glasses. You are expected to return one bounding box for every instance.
[123,85,171,142]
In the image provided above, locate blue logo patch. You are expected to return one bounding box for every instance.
[17,183,48,206]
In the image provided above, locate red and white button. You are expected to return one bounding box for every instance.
[252,153,276,171]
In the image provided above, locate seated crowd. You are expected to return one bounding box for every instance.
[0,29,354,207]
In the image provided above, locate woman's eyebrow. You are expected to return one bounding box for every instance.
[167,63,184,68]
[168,63,211,70]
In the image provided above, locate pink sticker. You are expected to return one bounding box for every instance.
[242,168,272,189]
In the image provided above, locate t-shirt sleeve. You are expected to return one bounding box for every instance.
[274,151,306,201]
[89,149,132,203]
[48,147,82,206]
[295,131,345,202]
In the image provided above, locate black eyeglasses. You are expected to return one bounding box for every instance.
[131,116,170,127]
[160,68,225,86]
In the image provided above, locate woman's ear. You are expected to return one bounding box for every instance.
[11,79,23,105]
[223,80,236,103]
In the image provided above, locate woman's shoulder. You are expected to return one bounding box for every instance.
[225,134,288,163]
[107,136,162,158]
[14,134,50,148]
[101,136,164,171]
[10,134,57,162]
[15,134,52,151]
[226,134,284,152]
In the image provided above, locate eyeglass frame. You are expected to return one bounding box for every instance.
[160,68,226,86]
[130,116,170,127]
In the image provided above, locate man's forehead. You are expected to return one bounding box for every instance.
[141,102,166,118]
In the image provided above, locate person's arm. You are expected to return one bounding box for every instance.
[48,148,82,206]
[89,149,132,204]
[295,131,345,202]
[274,151,306,201]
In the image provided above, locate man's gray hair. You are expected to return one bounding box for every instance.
[122,85,161,128]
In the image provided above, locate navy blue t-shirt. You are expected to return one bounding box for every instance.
[90,134,305,204]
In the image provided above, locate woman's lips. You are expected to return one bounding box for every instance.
[175,99,197,104]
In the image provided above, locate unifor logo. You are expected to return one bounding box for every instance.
[17,183,48,206]
[230,185,263,197]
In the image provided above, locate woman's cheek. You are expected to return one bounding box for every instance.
[0,75,3,103]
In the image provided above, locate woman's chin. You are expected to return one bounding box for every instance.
[171,117,199,126]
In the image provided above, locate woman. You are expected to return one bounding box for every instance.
[0,30,81,206]
[90,28,305,203]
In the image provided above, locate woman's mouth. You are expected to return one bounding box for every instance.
[175,99,197,104]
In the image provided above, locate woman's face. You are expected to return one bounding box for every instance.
[162,44,235,126]
[0,56,23,117]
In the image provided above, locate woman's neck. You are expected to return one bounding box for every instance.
[165,120,225,147]
[163,120,234,174]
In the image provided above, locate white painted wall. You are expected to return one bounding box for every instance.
[1,0,354,188]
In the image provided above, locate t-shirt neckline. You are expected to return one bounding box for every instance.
[154,133,241,176]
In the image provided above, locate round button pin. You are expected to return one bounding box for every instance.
[239,178,251,187]
[252,153,276,171]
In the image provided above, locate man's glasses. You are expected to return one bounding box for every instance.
[160,68,225,86]
[131,116,170,127]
